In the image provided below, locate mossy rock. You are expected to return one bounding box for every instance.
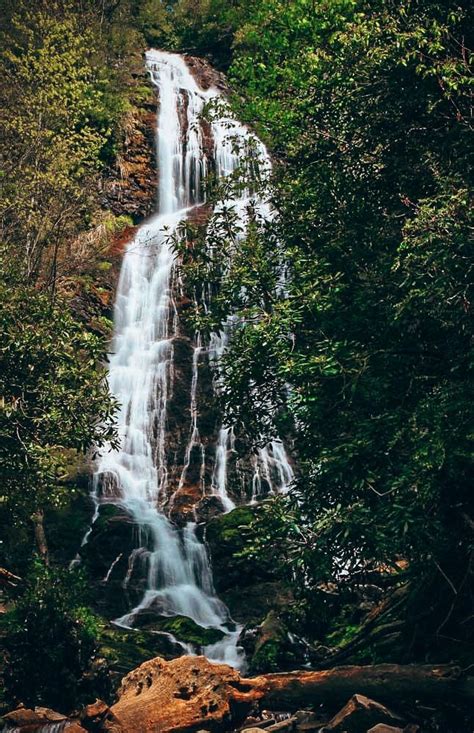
[45,491,95,565]
[205,506,275,592]
[221,581,293,626]
[79,504,137,591]
[99,625,185,681]
[248,611,305,674]
[135,613,225,646]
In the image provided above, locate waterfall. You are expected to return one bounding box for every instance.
[90,50,293,667]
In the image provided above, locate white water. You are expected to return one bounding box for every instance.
[91,50,293,668]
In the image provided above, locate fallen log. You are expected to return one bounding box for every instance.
[256,663,474,710]
[103,656,474,733]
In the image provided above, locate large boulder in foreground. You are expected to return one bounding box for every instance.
[103,656,258,733]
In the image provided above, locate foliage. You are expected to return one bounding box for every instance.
[3,560,102,711]
[0,2,120,282]
[169,0,252,67]
[0,258,117,528]
[174,0,474,648]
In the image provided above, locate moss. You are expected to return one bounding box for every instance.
[99,625,183,679]
[142,615,225,646]
[45,491,95,565]
[205,505,276,592]
[251,638,280,673]
[326,623,362,648]
[248,611,303,674]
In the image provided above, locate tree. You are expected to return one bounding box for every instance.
[3,561,105,711]
[0,259,117,560]
[175,0,474,656]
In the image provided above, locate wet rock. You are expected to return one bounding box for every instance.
[222,581,294,627]
[100,624,187,685]
[102,73,157,222]
[322,694,404,732]
[195,495,226,523]
[295,710,328,731]
[240,718,277,731]
[266,717,297,732]
[79,504,141,615]
[185,55,229,93]
[366,726,404,733]
[133,613,226,646]
[205,505,270,592]
[246,611,306,674]
[168,486,203,525]
[45,491,95,566]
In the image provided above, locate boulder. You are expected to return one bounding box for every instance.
[222,581,294,627]
[99,624,187,680]
[104,655,259,733]
[265,717,297,732]
[195,495,226,524]
[1,707,86,732]
[81,699,113,731]
[2,707,66,727]
[205,506,272,593]
[294,710,327,731]
[133,613,226,646]
[322,694,404,732]
[367,727,420,733]
[246,611,307,674]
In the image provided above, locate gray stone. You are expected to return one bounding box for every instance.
[267,717,298,733]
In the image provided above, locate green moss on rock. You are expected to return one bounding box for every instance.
[205,506,273,592]
[158,615,225,646]
[135,614,225,646]
[99,625,185,682]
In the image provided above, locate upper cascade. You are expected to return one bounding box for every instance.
[87,49,294,667]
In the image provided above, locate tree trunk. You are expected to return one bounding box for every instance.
[252,663,474,710]
[31,509,49,564]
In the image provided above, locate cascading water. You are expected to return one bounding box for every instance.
[90,50,294,668]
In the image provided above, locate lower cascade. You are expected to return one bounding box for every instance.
[87,50,293,667]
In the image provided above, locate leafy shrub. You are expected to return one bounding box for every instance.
[3,561,102,712]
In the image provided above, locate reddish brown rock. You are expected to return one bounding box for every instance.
[185,55,229,93]
[1,707,86,732]
[322,695,403,732]
[81,699,117,732]
[104,655,257,733]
